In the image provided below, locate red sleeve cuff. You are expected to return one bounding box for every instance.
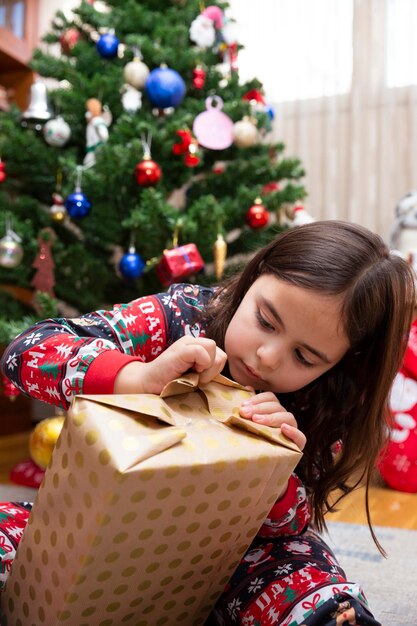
[83,351,144,395]
[268,474,298,518]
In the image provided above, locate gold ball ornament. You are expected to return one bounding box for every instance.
[29,416,65,469]
[49,192,67,223]
[232,116,259,148]
[123,57,150,90]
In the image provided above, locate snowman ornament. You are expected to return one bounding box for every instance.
[389,190,417,259]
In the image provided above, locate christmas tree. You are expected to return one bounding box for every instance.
[0,0,306,346]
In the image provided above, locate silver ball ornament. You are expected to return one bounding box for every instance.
[0,234,24,268]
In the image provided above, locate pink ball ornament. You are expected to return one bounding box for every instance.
[193,96,234,150]
[202,5,224,29]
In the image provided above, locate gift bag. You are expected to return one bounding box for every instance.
[1,374,301,626]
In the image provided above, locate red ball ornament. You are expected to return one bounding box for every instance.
[2,374,20,400]
[134,158,162,187]
[60,28,80,54]
[192,66,206,90]
[246,199,270,229]
[0,160,6,184]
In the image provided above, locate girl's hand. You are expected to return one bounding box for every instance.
[239,391,307,451]
[114,336,227,396]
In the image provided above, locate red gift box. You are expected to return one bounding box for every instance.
[156,243,204,286]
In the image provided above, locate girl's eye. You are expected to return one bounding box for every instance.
[256,310,275,331]
[294,348,314,368]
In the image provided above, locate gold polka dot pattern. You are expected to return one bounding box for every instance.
[1,374,301,625]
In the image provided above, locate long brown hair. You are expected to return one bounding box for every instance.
[202,221,415,551]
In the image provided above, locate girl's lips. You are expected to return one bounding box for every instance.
[244,362,261,380]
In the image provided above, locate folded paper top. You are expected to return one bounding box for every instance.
[81,372,300,452]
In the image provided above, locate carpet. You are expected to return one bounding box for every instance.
[325,521,416,626]
[0,487,414,625]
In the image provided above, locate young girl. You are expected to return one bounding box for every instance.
[1,220,414,625]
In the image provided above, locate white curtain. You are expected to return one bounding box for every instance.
[229,0,417,242]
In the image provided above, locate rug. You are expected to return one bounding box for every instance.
[325,521,416,626]
[0,486,414,626]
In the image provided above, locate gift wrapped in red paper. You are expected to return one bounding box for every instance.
[156,243,204,286]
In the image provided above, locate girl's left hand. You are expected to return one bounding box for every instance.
[239,391,307,451]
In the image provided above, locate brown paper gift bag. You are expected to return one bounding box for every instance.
[1,374,302,626]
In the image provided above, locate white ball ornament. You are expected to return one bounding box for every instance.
[232,116,259,148]
[43,116,71,147]
[123,57,150,90]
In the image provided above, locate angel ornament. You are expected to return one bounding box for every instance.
[83,98,111,167]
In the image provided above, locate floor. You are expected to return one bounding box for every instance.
[0,430,416,530]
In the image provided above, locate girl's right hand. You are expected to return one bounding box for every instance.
[114,336,227,395]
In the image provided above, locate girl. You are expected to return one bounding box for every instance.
[1,220,414,625]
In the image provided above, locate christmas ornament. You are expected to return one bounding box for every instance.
[183,143,200,167]
[31,228,56,297]
[49,169,66,223]
[134,133,162,187]
[0,159,6,183]
[21,81,52,131]
[65,166,92,218]
[189,14,216,48]
[219,19,239,73]
[246,198,270,229]
[124,55,150,89]
[202,5,224,29]
[96,31,120,59]
[121,84,142,113]
[0,217,23,268]
[290,204,315,226]
[43,115,71,147]
[29,416,65,470]
[214,233,227,281]
[262,181,279,195]
[119,245,145,280]
[60,27,80,54]
[2,374,20,400]
[265,104,275,121]
[145,65,186,109]
[156,243,204,286]
[50,192,66,223]
[233,116,259,148]
[193,95,234,150]
[212,161,226,174]
[10,458,45,488]
[192,65,206,89]
[242,89,266,106]
[84,98,110,167]
[172,130,200,167]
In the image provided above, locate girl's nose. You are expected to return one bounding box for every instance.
[256,343,282,370]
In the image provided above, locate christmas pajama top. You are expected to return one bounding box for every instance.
[0,283,381,625]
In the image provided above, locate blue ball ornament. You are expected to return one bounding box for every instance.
[145,66,186,109]
[64,191,92,219]
[265,104,275,121]
[96,32,119,59]
[119,249,145,280]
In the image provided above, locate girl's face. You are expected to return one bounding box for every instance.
[224,275,350,393]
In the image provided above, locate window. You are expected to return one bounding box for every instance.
[386,0,417,88]
[229,0,353,102]
[0,0,25,39]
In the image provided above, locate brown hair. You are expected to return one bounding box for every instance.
[202,220,415,551]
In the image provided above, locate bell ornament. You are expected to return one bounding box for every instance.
[21,81,53,130]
